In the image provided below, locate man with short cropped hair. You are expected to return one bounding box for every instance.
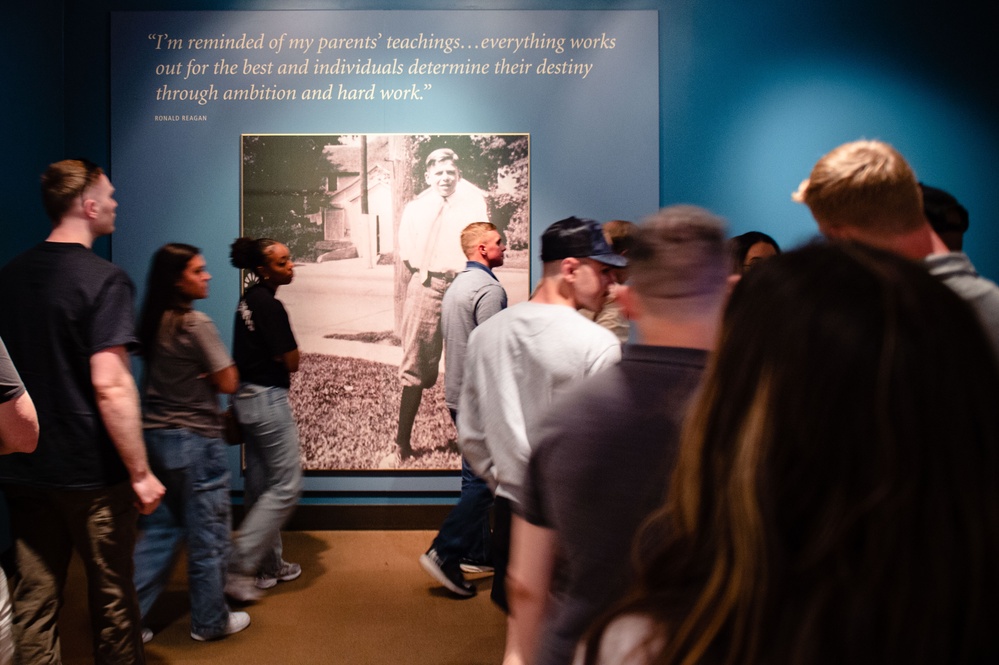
[794,139,999,358]
[459,216,624,631]
[510,206,729,665]
[0,159,165,664]
[419,222,507,597]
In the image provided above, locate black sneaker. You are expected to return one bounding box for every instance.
[459,559,494,575]
[419,548,476,597]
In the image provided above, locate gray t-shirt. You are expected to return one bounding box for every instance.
[0,337,25,405]
[143,309,233,438]
[925,252,999,361]
[442,262,507,410]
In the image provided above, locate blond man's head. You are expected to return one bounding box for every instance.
[460,222,498,257]
[793,140,924,236]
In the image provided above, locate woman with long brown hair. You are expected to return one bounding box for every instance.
[581,242,999,665]
[133,243,248,642]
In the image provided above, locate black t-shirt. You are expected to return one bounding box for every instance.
[0,242,137,489]
[233,283,297,388]
[522,344,708,665]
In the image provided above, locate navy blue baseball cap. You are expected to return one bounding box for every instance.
[540,217,627,267]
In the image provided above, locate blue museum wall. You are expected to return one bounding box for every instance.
[3,0,995,276]
[2,0,996,503]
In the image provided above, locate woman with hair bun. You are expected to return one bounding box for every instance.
[133,243,249,642]
[580,242,999,665]
[224,237,303,603]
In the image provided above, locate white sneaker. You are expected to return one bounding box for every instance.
[256,560,302,589]
[141,627,153,644]
[191,611,251,641]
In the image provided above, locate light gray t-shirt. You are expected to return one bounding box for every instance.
[143,309,233,438]
[459,301,622,504]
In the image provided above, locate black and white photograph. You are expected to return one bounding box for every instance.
[240,133,531,471]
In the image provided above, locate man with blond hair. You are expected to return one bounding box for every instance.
[509,206,729,665]
[0,159,164,663]
[419,222,507,597]
[794,139,999,357]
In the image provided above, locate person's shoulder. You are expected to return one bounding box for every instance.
[454,178,486,199]
[245,283,274,301]
[470,301,514,329]
[581,614,663,665]
[184,309,217,328]
[565,310,622,347]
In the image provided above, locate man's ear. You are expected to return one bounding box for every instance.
[560,257,579,282]
[81,197,98,219]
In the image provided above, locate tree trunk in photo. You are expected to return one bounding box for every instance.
[390,135,416,337]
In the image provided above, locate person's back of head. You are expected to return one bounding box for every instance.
[40,159,104,223]
[793,139,925,237]
[627,206,729,322]
[230,236,279,277]
[603,220,639,257]
[460,221,498,258]
[585,241,999,665]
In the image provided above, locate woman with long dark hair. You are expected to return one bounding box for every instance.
[224,237,303,603]
[728,231,780,275]
[581,242,999,665]
[133,243,248,642]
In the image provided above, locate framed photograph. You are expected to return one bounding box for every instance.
[240,133,531,471]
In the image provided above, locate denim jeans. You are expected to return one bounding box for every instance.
[133,427,233,639]
[431,456,493,564]
[231,383,303,576]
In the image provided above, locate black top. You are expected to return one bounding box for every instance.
[0,242,137,489]
[522,344,709,665]
[232,283,297,388]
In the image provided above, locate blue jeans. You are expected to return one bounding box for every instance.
[431,458,493,563]
[231,383,303,576]
[133,427,232,639]
[432,410,492,564]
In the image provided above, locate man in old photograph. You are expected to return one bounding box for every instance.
[379,148,488,468]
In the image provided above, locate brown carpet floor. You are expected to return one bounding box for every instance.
[58,530,507,664]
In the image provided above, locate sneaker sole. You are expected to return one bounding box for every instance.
[459,563,495,574]
[192,613,251,641]
[255,566,302,589]
[419,554,475,597]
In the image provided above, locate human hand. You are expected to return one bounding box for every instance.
[132,471,166,515]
